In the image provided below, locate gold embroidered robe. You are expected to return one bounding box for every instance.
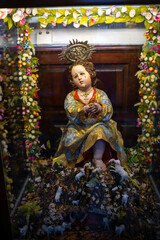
[53,88,127,167]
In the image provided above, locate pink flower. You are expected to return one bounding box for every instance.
[152,46,156,50]
[0,76,3,82]
[51,21,56,27]
[91,18,96,24]
[0,9,8,19]
[156,14,160,21]
[86,10,92,17]
[110,5,116,13]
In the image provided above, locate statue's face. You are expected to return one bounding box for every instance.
[71,65,92,91]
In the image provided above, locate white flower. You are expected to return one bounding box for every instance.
[73,11,79,20]
[12,13,22,22]
[19,72,22,75]
[116,11,121,18]
[145,12,152,20]
[19,77,22,81]
[129,9,136,18]
[149,57,153,61]
[26,8,31,14]
[29,98,33,102]
[23,75,27,79]
[73,22,80,28]
[145,100,149,103]
[121,7,127,13]
[32,8,38,16]
[157,36,160,43]
[106,8,111,15]
[56,11,62,18]
[40,22,47,28]
[65,10,70,17]
[27,102,31,106]
[149,8,158,16]
[146,133,150,137]
[143,95,147,99]
[98,8,104,16]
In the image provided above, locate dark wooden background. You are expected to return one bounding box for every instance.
[36,45,142,148]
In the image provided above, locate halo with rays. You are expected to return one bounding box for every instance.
[59,39,95,63]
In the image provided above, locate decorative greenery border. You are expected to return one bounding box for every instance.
[0,5,159,180]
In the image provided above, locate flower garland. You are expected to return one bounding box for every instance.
[135,17,160,165]
[0,5,159,170]
[2,23,41,171]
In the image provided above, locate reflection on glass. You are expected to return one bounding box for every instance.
[0,5,159,240]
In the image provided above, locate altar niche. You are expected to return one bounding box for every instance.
[37,44,142,156]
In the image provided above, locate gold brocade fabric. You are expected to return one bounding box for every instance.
[53,88,127,167]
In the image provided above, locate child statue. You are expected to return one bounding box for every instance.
[53,59,127,171]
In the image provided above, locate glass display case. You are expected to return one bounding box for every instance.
[0,1,160,239]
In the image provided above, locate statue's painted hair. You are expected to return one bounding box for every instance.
[67,60,98,89]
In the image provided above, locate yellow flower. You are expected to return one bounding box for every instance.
[7,184,11,191]
[154,69,158,73]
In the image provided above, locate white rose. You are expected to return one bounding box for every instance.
[26,8,31,14]
[121,7,127,13]
[32,8,38,16]
[129,9,136,18]
[145,12,152,20]
[19,77,22,81]
[27,102,31,106]
[106,8,111,15]
[73,22,80,28]
[116,11,121,18]
[149,8,158,16]
[23,75,27,79]
[29,98,33,101]
[98,8,104,16]
[149,57,153,61]
[12,12,23,22]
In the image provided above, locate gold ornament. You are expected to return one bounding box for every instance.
[59,39,95,63]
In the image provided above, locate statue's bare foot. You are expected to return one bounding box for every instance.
[92,159,106,171]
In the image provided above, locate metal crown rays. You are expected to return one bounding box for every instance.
[59,39,95,63]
